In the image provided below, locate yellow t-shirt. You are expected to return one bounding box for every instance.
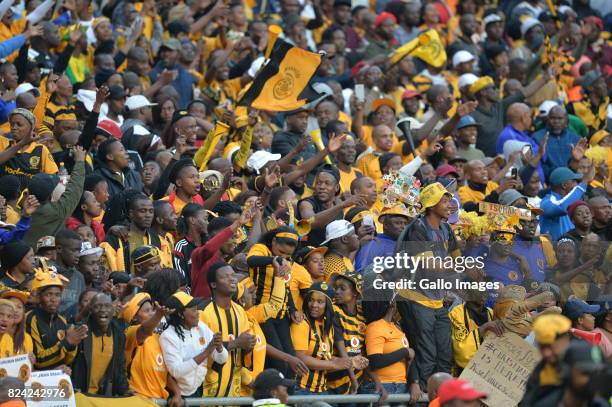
[339,167,362,195]
[0,332,33,358]
[0,138,59,178]
[240,314,267,396]
[88,332,114,394]
[289,263,312,312]
[458,181,499,205]
[365,319,409,383]
[124,325,169,399]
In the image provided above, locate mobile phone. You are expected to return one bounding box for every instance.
[363,214,374,227]
[355,84,365,103]
[511,167,518,179]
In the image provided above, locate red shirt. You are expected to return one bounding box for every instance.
[190,226,234,298]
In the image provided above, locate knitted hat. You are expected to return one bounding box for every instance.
[28,173,60,203]
[0,241,31,270]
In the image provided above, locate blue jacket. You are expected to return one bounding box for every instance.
[355,234,396,273]
[0,216,30,244]
[532,128,581,181]
[540,183,587,240]
[149,63,194,109]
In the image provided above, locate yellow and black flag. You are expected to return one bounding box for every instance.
[389,29,447,68]
[238,39,322,112]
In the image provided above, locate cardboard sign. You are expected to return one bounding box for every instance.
[460,332,541,407]
[0,354,32,383]
[27,370,76,407]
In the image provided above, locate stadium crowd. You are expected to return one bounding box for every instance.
[0,0,610,406]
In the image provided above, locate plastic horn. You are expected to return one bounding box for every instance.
[570,328,602,346]
[265,25,283,60]
[311,131,332,165]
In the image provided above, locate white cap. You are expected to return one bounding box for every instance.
[538,100,559,117]
[126,95,157,111]
[483,14,503,26]
[15,83,39,97]
[452,51,475,68]
[321,220,355,245]
[79,241,103,258]
[246,150,281,174]
[313,82,333,97]
[458,73,479,89]
[520,17,542,37]
[132,124,151,136]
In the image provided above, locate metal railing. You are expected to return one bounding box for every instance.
[152,393,429,406]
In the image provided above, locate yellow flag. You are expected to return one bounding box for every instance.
[390,29,447,68]
[239,39,321,111]
[75,393,158,407]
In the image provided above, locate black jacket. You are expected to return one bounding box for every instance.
[71,319,129,396]
[94,164,144,200]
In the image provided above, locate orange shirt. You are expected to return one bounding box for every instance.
[124,325,169,399]
[365,319,409,383]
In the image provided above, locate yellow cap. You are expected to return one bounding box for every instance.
[223,142,241,160]
[589,130,609,146]
[533,314,571,345]
[121,292,151,323]
[167,291,199,309]
[371,97,396,113]
[0,287,30,304]
[31,271,66,292]
[378,205,413,222]
[469,76,495,95]
[420,182,451,212]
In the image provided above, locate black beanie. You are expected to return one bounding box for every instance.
[28,173,60,203]
[0,175,21,201]
[95,68,116,88]
[1,240,31,270]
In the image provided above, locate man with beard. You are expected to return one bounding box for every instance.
[588,196,612,241]
[77,241,104,290]
[533,106,582,180]
[71,293,131,396]
[562,201,593,244]
[363,12,396,59]
[100,193,160,273]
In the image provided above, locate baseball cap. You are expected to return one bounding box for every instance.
[121,292,151,323]
[293,246,328,265]
[161,38,180,51]
[165,291,204,310]
[435,164,459,178]
[483,13,503,26]
[36,236,55,251]
[306,281,335,302]
[322,220,355,245]
[562,341,605,373]
[520,17,543,37]
[448,156,468,164]
[538,100,559,117]
[79,241,103,258]
[456,115,479,130]
[371,97,396,113]
[108,85,126,100]
[401,89,421,100]
[15,82,39,97]
[126,95,157,111]
[582,70,603,89]
[131,245,161,266]
[563,299,601,320]
[498,189,527,206]
[246,150,281,174]
[253,369,295,395]
[96,119,122,139]
[549,167,582,186]
[452,50,475,67]
[533,314,572,345]
[377,205,413,223]
[469,76,495,95]
[438,379,487,404]
[458,73,479,89]
[420,182,452,212]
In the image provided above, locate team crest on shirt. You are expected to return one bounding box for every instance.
[156,353,164,366]
[57,330,65,340]
[199,337,205,346]
[320,342,328,352]
[30,156,40,169]
[401,336,409,347]
[358,323,366,333]
[350,337,360,348]
[508,271,519,281]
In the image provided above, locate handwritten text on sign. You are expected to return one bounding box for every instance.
[460,332,541,407]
